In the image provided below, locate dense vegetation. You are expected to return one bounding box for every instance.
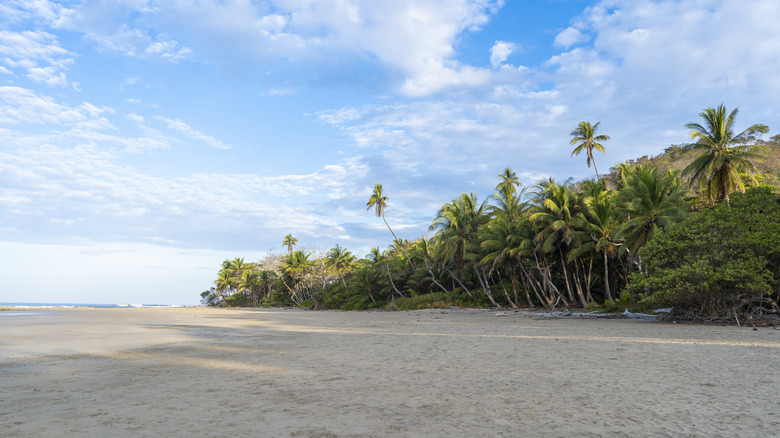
[201,106,780,323]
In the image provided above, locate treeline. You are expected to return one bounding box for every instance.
[201,106,780,323]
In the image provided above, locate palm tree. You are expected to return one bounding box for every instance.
[570,121,610,181]
[496,167,520,201]
[282,234,298,254]
[239,270,260,304]
[366,183,411,264]
[281,250,314,303]
[573,189,622,303]
[326,244,356,288]
[529,180,587,306]
[682,104,769,203]
[617,167,688,261]
[430,192,488,278]
[490,167,526,221]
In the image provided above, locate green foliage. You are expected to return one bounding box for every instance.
[223,293,253,307]
[394,291,487,310]
[627,187,780,319]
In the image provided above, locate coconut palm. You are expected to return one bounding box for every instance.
[490,168,526,221]
[570,121,610,181]
[366,183,411,264]
[430,192,488,277]
[573,189,622,302]
[282,234,298,254]
[326,244,356,288]
[682,104,769,203]
[529,180,587,306]
[617,167,688,260]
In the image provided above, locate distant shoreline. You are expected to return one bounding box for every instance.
[0,302,189,309]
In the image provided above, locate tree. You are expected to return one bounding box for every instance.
[574,188,621,302]
[627,187,780,321]
[282,234,298,254]
[366,183,411,264]
[682,104,769,204]
[529,180,587,306]
[616,167,687,261]
[326,244,356,288]
[430,192,488,277]
[570,121,610,181]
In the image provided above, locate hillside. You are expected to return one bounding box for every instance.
[604,135,780,188]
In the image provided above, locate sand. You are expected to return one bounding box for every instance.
[1,308,778,437]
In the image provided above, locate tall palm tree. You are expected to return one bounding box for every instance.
[682,104,769,203]
[496,167,521,201]
[570,121,610,181]
[490,167,526,221]
[366,183,411,264]
[282,234,298,254]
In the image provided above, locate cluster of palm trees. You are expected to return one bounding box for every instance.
[203,105,771,309]
[208,257,276,306]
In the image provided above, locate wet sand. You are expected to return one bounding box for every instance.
[1,307,778,437]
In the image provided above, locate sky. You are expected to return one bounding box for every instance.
[1,0,779,305]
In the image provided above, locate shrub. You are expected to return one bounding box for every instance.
[627,187,780,321]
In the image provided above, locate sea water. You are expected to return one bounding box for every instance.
[0,302,187,309]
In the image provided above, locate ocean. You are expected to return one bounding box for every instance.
[0,302,188,309]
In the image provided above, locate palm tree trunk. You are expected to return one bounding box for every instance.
[497,273,517,308]
[603,250,614,302]
[445,265,474,297]
[381,213,412,265]
[559,250,576,304]
[423,258,450,294]
[593,159,600,181]
[571,257,589,307]
[475,267,500,307]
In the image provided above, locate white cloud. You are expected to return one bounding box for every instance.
[554,26,588,48]
[156,117,231,150]
[34,0,503,96]
[0,86,85,124]
[82,26,193,62]
[489,40,516,68]
[126,112,145,123]
[0,30,74,86]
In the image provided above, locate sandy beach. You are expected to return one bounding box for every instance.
[1,308,778,437]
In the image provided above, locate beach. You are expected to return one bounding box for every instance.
[1,307,778,437]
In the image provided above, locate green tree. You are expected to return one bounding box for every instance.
[627,187,780,321]
[282,234,298,254]
[682,104,769,204]
[529,180,587,306]
[367,183,411,264]
[573,188,621,302]
[430,192,488,278]
[326,244,356,288]
[616,167,687,261]
[571,121,610,181]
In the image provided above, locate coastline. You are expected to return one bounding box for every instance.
[2,307,778,437]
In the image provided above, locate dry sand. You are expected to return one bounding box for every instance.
[1,307,778,437]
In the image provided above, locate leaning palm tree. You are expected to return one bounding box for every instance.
[529,180,587,306]
[574,189,622,303]
[570,121,610,181]
[366,183,411,264]
[282,234,298,254]
[682,104,769,204]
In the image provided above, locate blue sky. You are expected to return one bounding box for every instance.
[1,0,778,305]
